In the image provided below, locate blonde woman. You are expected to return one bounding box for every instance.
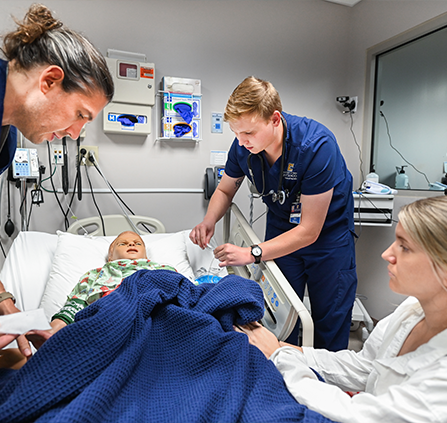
[238,196,447,423]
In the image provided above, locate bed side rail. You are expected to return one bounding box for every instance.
[223,203,313,346]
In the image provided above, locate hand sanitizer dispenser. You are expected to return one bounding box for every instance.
[395,165,409,189]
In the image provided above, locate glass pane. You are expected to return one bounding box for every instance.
[371,26,447,191]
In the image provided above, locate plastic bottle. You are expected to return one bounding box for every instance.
[395,166,409,189]
[365,166,379,183]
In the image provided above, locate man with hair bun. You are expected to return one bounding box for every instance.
[0,3,114,358]
[0,3,114,174]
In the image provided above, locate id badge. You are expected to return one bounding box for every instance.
[289,202,301,225]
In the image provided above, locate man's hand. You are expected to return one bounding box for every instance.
[213,244,253,267]
[0,289,33,357]
[25,329,54,350]
[189,220,215,249]
[26,318,67,350]
[0,333,33,357]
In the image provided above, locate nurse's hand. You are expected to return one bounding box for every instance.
[189,221,215,249]
[213,243,252,267]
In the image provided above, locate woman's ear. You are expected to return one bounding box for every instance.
[39,65,65,94]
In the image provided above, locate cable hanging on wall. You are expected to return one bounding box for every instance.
[379,105,430,188]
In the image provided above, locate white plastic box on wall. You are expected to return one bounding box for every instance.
[106,56,155,106]
[103,50,155,136]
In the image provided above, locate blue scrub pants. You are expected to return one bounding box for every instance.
[269,231,357,351]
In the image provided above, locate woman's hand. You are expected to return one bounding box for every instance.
[235,322,304,358]
[234,322,282,358]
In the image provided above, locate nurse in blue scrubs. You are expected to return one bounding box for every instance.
[190,76,357,351]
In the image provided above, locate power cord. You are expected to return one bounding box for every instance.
[87,150,143,234]
[348,111,365,189]
[380,109,430,188]
[83,151,106,236]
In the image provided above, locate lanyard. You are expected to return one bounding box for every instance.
[247,116,288,205]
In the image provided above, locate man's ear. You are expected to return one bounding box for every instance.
[271,110,282,127]
[39,65,65,94]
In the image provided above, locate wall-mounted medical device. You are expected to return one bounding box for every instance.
[204,166,224,200]
[12,148,39,179]
[103,49,155,135]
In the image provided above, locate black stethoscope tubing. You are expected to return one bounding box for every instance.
[247,116,288,205]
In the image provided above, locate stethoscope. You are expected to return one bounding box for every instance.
[247,116,288,205]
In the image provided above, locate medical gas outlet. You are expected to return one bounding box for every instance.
[103,50,155,135]
[79,146,99,166]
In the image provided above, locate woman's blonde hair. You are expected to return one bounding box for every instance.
[398,196,447,281]
[224,76,282,122]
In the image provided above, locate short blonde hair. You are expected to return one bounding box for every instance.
[224,76,282,123]
[398,196,447,277]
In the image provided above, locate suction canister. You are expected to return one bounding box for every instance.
[395,165,409,189]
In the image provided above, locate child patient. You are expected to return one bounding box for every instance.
[29,231,177,348]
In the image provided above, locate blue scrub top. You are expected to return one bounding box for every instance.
[0,59,17,176]
[225,112,354,250]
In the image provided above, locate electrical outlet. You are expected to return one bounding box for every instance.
[52,145,64,165]
[351,96,358,114]
[79,145,99,166]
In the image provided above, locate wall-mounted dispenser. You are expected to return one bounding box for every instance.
[159,76,202,141]
[103,49,155,135]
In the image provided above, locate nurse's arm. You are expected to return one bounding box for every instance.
[214,189,333,266]
[190,173,244,249]
[259,189,333,261]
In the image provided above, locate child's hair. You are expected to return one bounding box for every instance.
[224,76,282,123]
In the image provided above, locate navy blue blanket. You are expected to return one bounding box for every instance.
[0,270,334,423]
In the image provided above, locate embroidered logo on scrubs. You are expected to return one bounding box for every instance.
[284,163,298,181]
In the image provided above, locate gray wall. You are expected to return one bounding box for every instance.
[1,0,447,320]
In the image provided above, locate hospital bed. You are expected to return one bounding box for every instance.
[1,209,339,422]
[0,205,313,346]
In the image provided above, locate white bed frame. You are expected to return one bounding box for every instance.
[224,203,314,346]
[67,214,166,236]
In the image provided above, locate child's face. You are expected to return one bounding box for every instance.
[108,232,147,262]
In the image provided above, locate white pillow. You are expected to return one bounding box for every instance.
[0,231,58,313]
[39,231,195,320]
